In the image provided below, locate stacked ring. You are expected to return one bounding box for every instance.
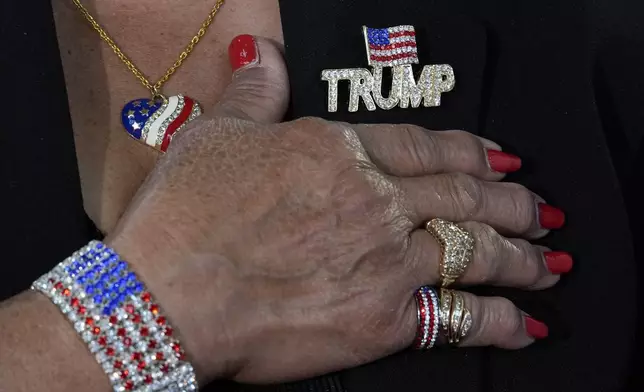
[439,289,473,345]
[412,286,440,350]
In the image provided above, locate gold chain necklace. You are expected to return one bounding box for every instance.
[72,0,226,152]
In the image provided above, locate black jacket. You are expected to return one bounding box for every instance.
[1,0,642,391]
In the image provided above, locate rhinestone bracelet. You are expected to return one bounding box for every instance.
[32,241,198,392]
[412,286,439,350]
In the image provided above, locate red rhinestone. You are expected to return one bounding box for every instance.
[98,336,107,346]
[70,298,80,308]
[125,381,134,390]
[123,337,132,347]
[85,317,94,325]
[114,360,123,369]
[150,304,159,315]
[155,352,164,361]
[125,304,135,314]
[144,375,153,384]
[132,352,142,361]
[120,370,129,379]
[141,292,151,303]
[106,347,115,356]
[156,317,166,325]
[161,364,170,373]
[172,343,181,353]
[109,316,118,325]
[140,327,149,337]
[164,327,173,337]
[177,352,186,360]
[137,361,146,371]
[49,278,55,283]
[148,340,157,349]
[117,328,126,337]
[132,315,141,323]
[92,327,101,335]
[54,282,63,290]
[62,288,71,297]
[78,306,86,314]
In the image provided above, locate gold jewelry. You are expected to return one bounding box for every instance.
[71,0,226,152]
[426,218,474,287]
[439,289,472,345]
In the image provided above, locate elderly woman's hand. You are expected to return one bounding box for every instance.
[107,36,568,385]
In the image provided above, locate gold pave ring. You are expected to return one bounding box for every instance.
[426,219,474,287]
[440,289,473,344]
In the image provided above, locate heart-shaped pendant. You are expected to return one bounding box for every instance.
[121,95,202,152]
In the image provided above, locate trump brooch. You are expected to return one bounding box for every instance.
[321,25,455,112]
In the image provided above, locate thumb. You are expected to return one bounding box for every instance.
[213,34,290,123]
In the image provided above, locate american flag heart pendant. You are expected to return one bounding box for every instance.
[121,94,202,153]
[321,25,456,113]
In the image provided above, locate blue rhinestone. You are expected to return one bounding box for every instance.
[133,283,144,293]
[125,286,134,295]
[94,295,102,303]
[95,243,105,250]
[87,286,95,295]
[117,261,127,271]
[78,276,86,284]
[102,306,112,316]
[127,272,136,281]
[118,293,127,303]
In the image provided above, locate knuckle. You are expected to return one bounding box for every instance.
[444,130,485,165]
[470,224,502,283]
[446,173,485,218]
[506,184,537,233]
[291,116,332,132]
[398,124,439,172]
[486,297,522,337]
[513,239,542,284]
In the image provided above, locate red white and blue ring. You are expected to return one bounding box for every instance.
[412,286,440,350]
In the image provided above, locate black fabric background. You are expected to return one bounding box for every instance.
[1,0,642,391]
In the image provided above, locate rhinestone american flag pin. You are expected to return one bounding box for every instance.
[321,25,455,112]
[363,25,419,67]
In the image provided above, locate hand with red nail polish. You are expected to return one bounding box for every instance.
[92,34,570,385]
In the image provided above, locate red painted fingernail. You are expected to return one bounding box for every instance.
[228,34,258,72]
[544,251,573,274]
[538,203,565,229]
[487,150,522,173]
[524,316,549,339]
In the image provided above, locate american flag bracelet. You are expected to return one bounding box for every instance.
[31,241,198,392]
[412,286,440,350]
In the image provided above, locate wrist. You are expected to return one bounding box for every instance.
[106,233,236,383]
